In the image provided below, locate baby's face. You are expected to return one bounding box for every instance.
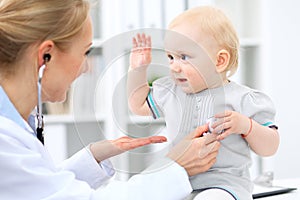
[165,48,208,94]
[164,24,223,94]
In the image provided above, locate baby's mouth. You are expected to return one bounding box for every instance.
[176,78,187,83]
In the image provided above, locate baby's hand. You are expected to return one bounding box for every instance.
[210,111,251,140]
[130,33,152,69]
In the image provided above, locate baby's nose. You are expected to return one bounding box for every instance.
[170,61,181,73]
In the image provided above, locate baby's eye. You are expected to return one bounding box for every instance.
[167,54,174,61]
[181,54,190,61]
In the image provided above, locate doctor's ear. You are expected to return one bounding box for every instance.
[215,49,230,73]
[38,40,54,66]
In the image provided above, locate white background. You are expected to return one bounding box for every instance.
[261,0,300,179]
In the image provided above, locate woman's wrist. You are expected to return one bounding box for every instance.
[89,141,115,163]
[89,143,101,163]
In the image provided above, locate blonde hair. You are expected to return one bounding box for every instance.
[0,0,90,66]
[168,6,239,77]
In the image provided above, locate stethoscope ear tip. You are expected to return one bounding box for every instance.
[43,54,51,62]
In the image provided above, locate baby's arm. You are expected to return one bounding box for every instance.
[212,111,279,156]
[127,33,152,116]
[242,119,279,156]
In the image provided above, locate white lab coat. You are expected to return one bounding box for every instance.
[0,116,192,200]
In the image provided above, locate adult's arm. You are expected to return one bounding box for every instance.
[61,135,167,189]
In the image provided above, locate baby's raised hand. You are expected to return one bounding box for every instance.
[130,33,152,69]
[210,110,252,140]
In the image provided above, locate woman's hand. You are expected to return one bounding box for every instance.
[167,125,220,176]
[130,33,152,69]
[90,136,167,163]
[211,110,251,140]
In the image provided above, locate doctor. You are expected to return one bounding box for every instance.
[0,0,220,199]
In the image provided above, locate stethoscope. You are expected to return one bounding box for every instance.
[36,54,51,145]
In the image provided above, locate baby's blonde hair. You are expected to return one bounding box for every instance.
[0,0,90,66]
[168,6,239,77]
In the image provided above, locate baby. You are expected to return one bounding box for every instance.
[127,6,279,200]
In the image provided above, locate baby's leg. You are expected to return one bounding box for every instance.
[194,188,236,200]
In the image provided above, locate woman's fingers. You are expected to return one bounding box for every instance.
[198,139,220,159]
[113,136,167,151]
[167,133,220,176]
[90,135,166,162]
[184,141,220,176]
[149,136,167,143]
[187,124,209,139]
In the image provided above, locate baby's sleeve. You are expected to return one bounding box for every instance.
[240,90,278,128]
[146,77,174,119]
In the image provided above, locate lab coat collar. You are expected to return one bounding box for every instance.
[0,86,35,136]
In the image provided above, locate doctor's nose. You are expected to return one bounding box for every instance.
[76,59,90,77]
[81,59,90,74]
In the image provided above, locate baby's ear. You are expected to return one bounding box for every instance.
[215,49,230,73]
